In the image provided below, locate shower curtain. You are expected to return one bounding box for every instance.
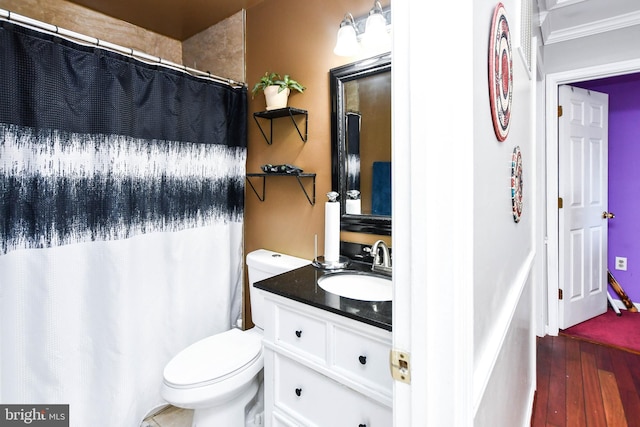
[346,112,361,192]
[0,21,247,426]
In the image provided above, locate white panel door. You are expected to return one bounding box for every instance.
[558,85,609,329]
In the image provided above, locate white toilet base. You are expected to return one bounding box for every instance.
[190,375,260,427]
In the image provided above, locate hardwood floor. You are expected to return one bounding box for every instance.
[532,334,640,427]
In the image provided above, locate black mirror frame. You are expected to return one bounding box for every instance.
[330,52,392,236]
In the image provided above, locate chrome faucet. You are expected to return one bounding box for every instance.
[370,240,392,275]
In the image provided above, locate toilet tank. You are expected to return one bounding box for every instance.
[246,249,310,329]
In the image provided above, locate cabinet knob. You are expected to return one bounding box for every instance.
[295,388,302,397]
[295,330,302,338]
[359,424,367,427]
[359,355,367,365]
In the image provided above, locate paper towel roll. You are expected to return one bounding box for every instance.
[346,199,361,215]
[324,201,340,262]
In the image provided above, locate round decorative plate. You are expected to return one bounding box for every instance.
[511,146,523,223]
[489,3,513,142]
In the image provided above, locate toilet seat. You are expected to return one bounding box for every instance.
[163,328,262,389]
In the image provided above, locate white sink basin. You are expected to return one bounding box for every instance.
[317,272,392,301]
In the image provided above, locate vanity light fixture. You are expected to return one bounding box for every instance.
[333,13,359,57]
[333,1,391,57]
[362,1,389,50]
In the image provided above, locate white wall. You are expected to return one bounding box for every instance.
[474,275,535,426]
[396,0,535,424]
[544,25,640,73]
[472,0,536,424]
[393,1,475,424]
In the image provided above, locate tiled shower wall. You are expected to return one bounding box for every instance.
[0,0,245,83]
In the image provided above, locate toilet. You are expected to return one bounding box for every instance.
[160,249,310,427]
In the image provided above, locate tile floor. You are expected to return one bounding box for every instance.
[141,405,193,427]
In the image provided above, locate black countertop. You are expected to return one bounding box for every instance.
[254,262,392,331]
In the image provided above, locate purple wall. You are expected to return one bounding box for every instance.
[576,74,640,304]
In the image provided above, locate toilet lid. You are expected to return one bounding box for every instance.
[163,328,262,387]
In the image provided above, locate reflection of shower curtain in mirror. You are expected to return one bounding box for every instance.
[346,112,361,191]
[0,22,246,426]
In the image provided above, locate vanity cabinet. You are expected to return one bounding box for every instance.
[262,293,392,427]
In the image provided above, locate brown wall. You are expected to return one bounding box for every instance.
[244,0,391,259]
[0,0,182,62]
[243,0,391,326]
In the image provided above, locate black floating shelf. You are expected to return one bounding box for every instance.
[253,107,308,144]
[246,172,316,205]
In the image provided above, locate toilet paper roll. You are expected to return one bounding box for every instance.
[324,201,340,262]
[346,199,361,215]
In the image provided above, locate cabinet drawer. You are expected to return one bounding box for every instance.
[274,354,391,427]
[275,305,327,363]
[332,325,393,394]
[271,410,301,427]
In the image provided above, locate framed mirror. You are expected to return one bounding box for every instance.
[330,53,391,235]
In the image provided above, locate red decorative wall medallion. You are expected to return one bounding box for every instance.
[489,3,513,142]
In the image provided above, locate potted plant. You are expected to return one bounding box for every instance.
[251,72,305,110]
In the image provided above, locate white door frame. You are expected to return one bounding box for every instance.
[393,2,474,426]
[544,58,640,335]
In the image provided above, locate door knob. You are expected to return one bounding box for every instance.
[602,211,615,219]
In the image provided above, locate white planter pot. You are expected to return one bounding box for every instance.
[264,86,290,110]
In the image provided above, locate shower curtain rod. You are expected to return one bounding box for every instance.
[0,8,246,89]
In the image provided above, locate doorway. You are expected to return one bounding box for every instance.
[544,58,640,335]
[557,84,609,329]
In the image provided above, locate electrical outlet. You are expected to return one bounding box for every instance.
[615,256,627,271]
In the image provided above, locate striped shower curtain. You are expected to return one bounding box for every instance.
[0,20,246,426]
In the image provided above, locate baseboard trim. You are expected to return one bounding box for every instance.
[609,297,640,312]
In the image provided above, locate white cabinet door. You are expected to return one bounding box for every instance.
[274,353,392,427]
[274,304,327,364]
[332,325,393,393]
